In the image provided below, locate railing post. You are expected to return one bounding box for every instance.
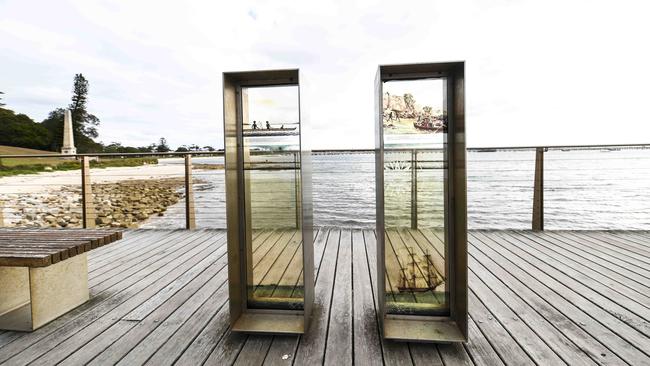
[411,149,418,229]
[532,147,544,231]
[185,154,196,230]
[294,151,300,229]
[81,156,96,228]
[0,199,4,227]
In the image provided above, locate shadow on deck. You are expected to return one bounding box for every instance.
[0,229,649,365]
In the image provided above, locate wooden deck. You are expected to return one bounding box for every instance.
[0,229,649,365]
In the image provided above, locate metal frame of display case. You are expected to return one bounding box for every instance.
[223,69,314,334]
[374,62,467,342]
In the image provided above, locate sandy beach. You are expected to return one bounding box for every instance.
[0,163,186,195]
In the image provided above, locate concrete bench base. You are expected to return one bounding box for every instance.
[0,253,89,331]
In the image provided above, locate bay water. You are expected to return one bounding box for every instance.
[145,149,650,230]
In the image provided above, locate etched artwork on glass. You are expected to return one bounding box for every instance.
[382,78,449,316]
[375,62,467,342]
[223,69,313,334]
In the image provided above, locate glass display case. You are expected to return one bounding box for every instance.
[223,69,314,334]
[375,62,467,342]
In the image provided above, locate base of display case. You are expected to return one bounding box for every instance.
[232,312,305,334]
[383,316,466,343]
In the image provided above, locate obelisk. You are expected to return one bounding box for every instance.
[61,109,77,155]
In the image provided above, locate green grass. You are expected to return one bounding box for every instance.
[0,157,159,177]
[0,145,159,176]
[0,145,65,167]
[0,145,57,155]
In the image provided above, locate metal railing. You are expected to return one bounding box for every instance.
[0,151,222,230]
[467,143,650,230]
[0,143,648,230]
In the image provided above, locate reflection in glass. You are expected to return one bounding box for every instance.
[241,85,304,310]
[382,78,449,315]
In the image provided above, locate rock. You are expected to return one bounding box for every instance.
[95,217,112,225]
[7,177,188,229]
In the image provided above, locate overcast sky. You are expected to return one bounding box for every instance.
[1,0,649,149]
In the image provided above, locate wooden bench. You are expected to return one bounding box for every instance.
[0,229,122,331]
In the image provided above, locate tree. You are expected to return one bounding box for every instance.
[156,137,170,152]
[175,146,189,153]
[41,108,103,152]
[102,142,148,154]
[203,145,215,152]
[403,93,415,117]
[40,108,65,151]
[40,74,103,153]
[0,91,5,107]
[0,107,51,149]
[69,73,100,139]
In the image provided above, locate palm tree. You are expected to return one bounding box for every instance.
[403,93,415,117]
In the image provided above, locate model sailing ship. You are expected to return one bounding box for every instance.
[398,247,444,292]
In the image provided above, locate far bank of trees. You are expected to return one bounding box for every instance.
[2,78,217,154]
[0,107,51,150]
[1,75,106,153]
[40,73,104,153]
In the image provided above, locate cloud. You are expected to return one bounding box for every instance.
[1,0,649,149]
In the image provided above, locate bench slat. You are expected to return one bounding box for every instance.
[0,229,122,267]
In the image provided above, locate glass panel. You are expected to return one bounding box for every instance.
[382,78,449,315]
[241,85,303,310]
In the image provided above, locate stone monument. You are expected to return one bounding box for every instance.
[61,110,77,155]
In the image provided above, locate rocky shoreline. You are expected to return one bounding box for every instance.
[2,178,186,228]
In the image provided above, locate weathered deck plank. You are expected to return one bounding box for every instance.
[1,231,223,365]
[0,230,204,356]
[532,231,650,300]
[496,231,650,323]
[471,232,650,360]
[470,235,650,365]
[351,230,383,366]
[324,229,352,365]
[534,231,650,297]
[293,229,341,365]
[467,291,534,366]
[362,229,414,366]
[1,229,649,366]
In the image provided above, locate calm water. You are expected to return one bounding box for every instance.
[145,149,650,230]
